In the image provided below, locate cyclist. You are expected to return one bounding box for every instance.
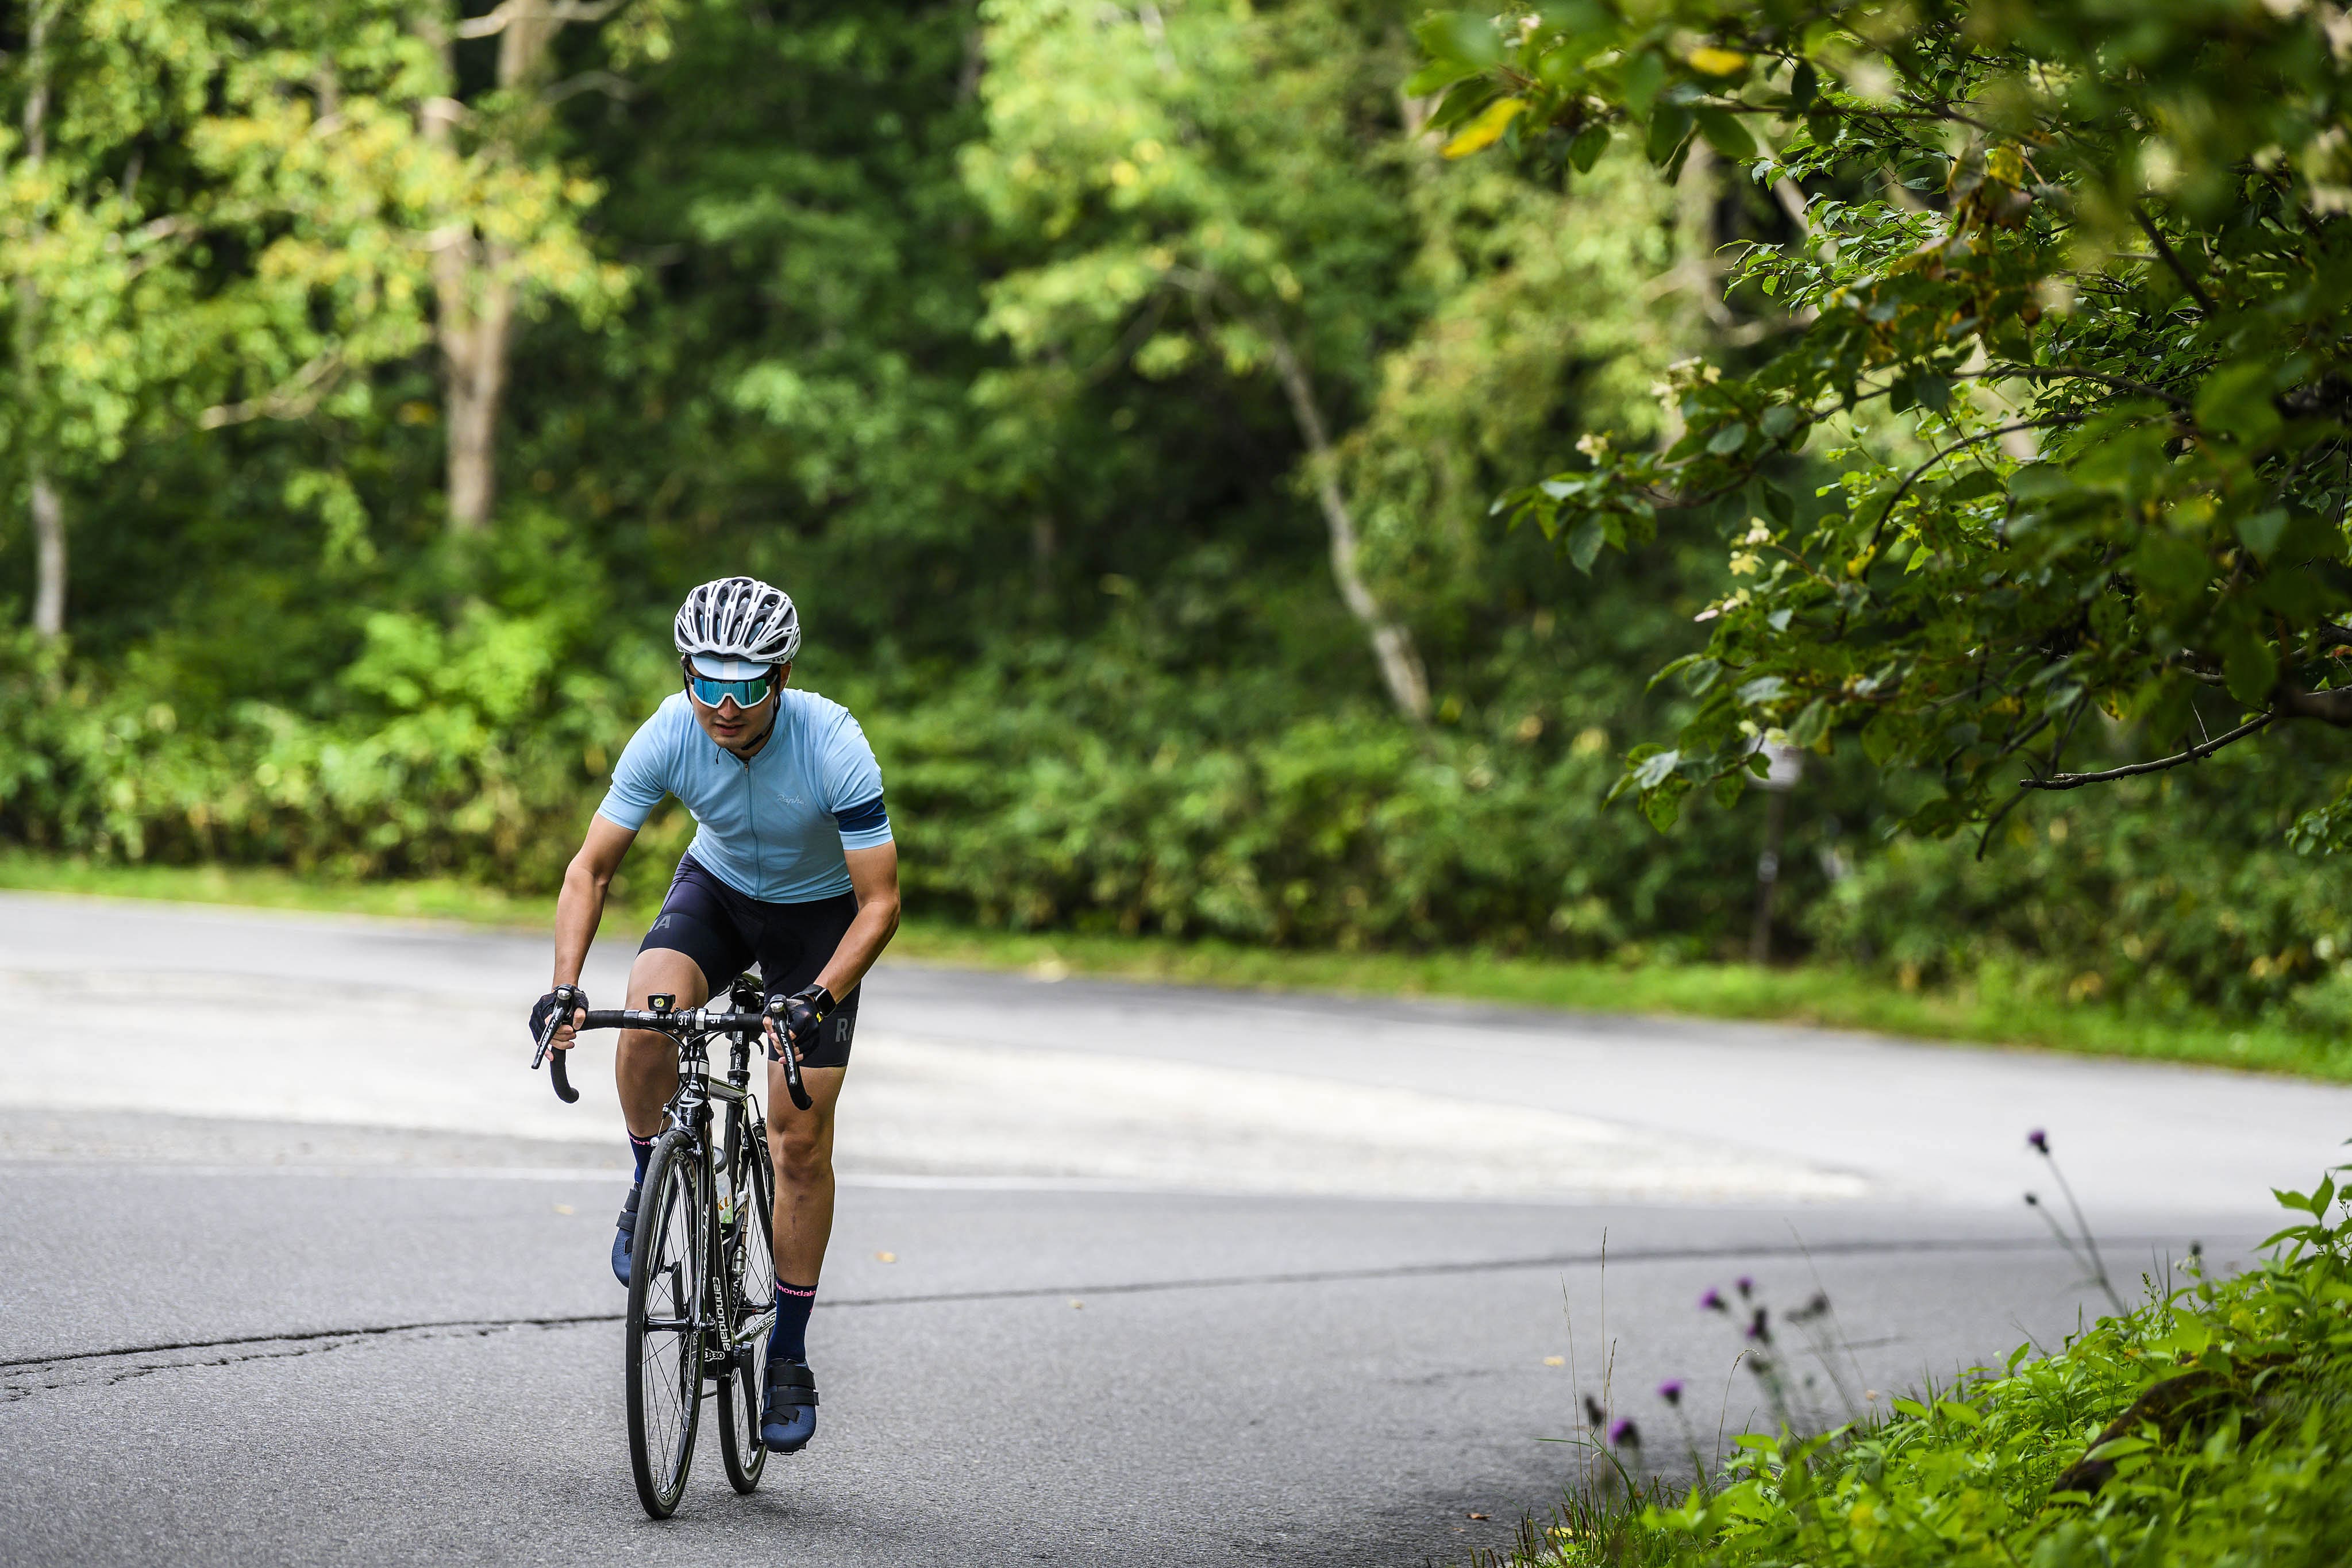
[528,575,899,1457]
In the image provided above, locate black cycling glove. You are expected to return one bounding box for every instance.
[764,984,836,1062]
[530,985,588,1046]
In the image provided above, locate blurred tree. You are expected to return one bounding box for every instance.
[967,0,1438,720]
[420,0,647,532]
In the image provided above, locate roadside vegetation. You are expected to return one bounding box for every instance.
[1487,1169,2352,1568]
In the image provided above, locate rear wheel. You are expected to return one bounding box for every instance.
[717,1113,777,1493]
[626,1130,706,1519]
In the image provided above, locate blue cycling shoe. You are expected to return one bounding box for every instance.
[611,1185,639,1286]
[760,1361,818,1453]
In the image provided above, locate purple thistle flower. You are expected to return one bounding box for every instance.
[2028,1128,2050,1154]
[1657,1380,1684,1405]
[2024,1192,2042,1207]
[1746,1306,1771,1343]
[1700,1288,1727,1312]
[1736,1275,1755,1299]
[1583,1394,1607,1427]
[1609,1416,1641,1447]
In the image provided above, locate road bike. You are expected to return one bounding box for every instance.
[532,973,814,1517]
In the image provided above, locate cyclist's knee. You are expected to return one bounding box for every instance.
[771,1122,832,1188]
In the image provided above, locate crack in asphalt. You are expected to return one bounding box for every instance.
[0,1317,606,1404]
[3,1230,2180,1388]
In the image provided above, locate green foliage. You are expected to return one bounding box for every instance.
[1806,731,2352,1021]
[1422,0,2352,846]
[1515,1173,2352,1568]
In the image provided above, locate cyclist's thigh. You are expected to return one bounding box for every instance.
[638,856,757,999]
[753,892,860,1070]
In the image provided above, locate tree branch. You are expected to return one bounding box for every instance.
[456,0,625,39]
[2277,685,2352,725]
[1984,363,2192,411]
[199,351,344,430]
[541,69,634,106]
[2021,710,2273,791]
[2130,204,2216,316]
[1859,416,2076,561]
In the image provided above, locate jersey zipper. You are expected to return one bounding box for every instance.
[739,748,760,892]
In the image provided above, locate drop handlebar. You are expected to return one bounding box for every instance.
[530,1004,811,1110]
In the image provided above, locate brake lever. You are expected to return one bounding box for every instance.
[764,999,814,1111]
[532,992,583,1104]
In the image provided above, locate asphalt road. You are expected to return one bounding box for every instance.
[2,891,2342,1566]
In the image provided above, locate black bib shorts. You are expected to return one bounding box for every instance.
[636,852,861,1068]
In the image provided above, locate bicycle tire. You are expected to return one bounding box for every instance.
[716,1114,777,1493]
[626,1128,707,1519]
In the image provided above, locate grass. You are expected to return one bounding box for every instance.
[1495,1182,2352,1568]
[2,849,2340,1081]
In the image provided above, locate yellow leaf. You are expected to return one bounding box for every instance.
[1687,47,1749,77]
[1543,1355,1566,1366]
[1442,98,1526,159]
[1986,144,2026,185]
[875,1250,898,1263]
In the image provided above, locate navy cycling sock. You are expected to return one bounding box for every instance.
[769,1281,817,1364]
[628,1132,655,1186]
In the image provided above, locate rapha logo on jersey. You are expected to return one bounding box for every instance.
[650,914,675,933]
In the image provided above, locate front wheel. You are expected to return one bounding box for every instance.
[626,1130,707,1519]
[717,1115,777,1493]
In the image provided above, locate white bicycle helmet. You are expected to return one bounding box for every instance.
[673,576,800,673]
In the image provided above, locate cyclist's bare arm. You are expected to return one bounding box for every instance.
[550,814,639,1047]
[814,841,900,1001]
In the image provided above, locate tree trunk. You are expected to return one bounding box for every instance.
[18,0,61,637]
[1258,317,1433,723]
[440,257,514,533]
[29,468,64,637]
[425,0,561,535]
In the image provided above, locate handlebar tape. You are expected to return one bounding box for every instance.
[548,1047,579,1103]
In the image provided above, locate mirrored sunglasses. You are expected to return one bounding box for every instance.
[685,670,775,708]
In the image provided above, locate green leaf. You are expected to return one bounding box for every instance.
[1403,57,1481,95]
[1620,50,1665,115]
[1565,517,1607,572]
[1645,103,1693,164]
[1413,12,1504,68]
[1426,76,1500,132]
[2223,631,2280,706]
[1631,748,1682,789]
[1787,698,1829,748]
[1692,107,1757,161]
[1538,0,1612,37]
[2236,507,2289,559]
[2195,361,2283,447]
[2009,464,2072,500]
[1788,60,1818,109]
[1758,403,1800,441]
[1946,468,2003,502]
[1706,421,1750,456]
[1568,121,1612,171]
[1737,675,1788,706]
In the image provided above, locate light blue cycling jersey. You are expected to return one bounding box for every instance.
[595,689,892,903]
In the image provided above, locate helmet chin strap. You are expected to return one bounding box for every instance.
[725,699,780,759]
